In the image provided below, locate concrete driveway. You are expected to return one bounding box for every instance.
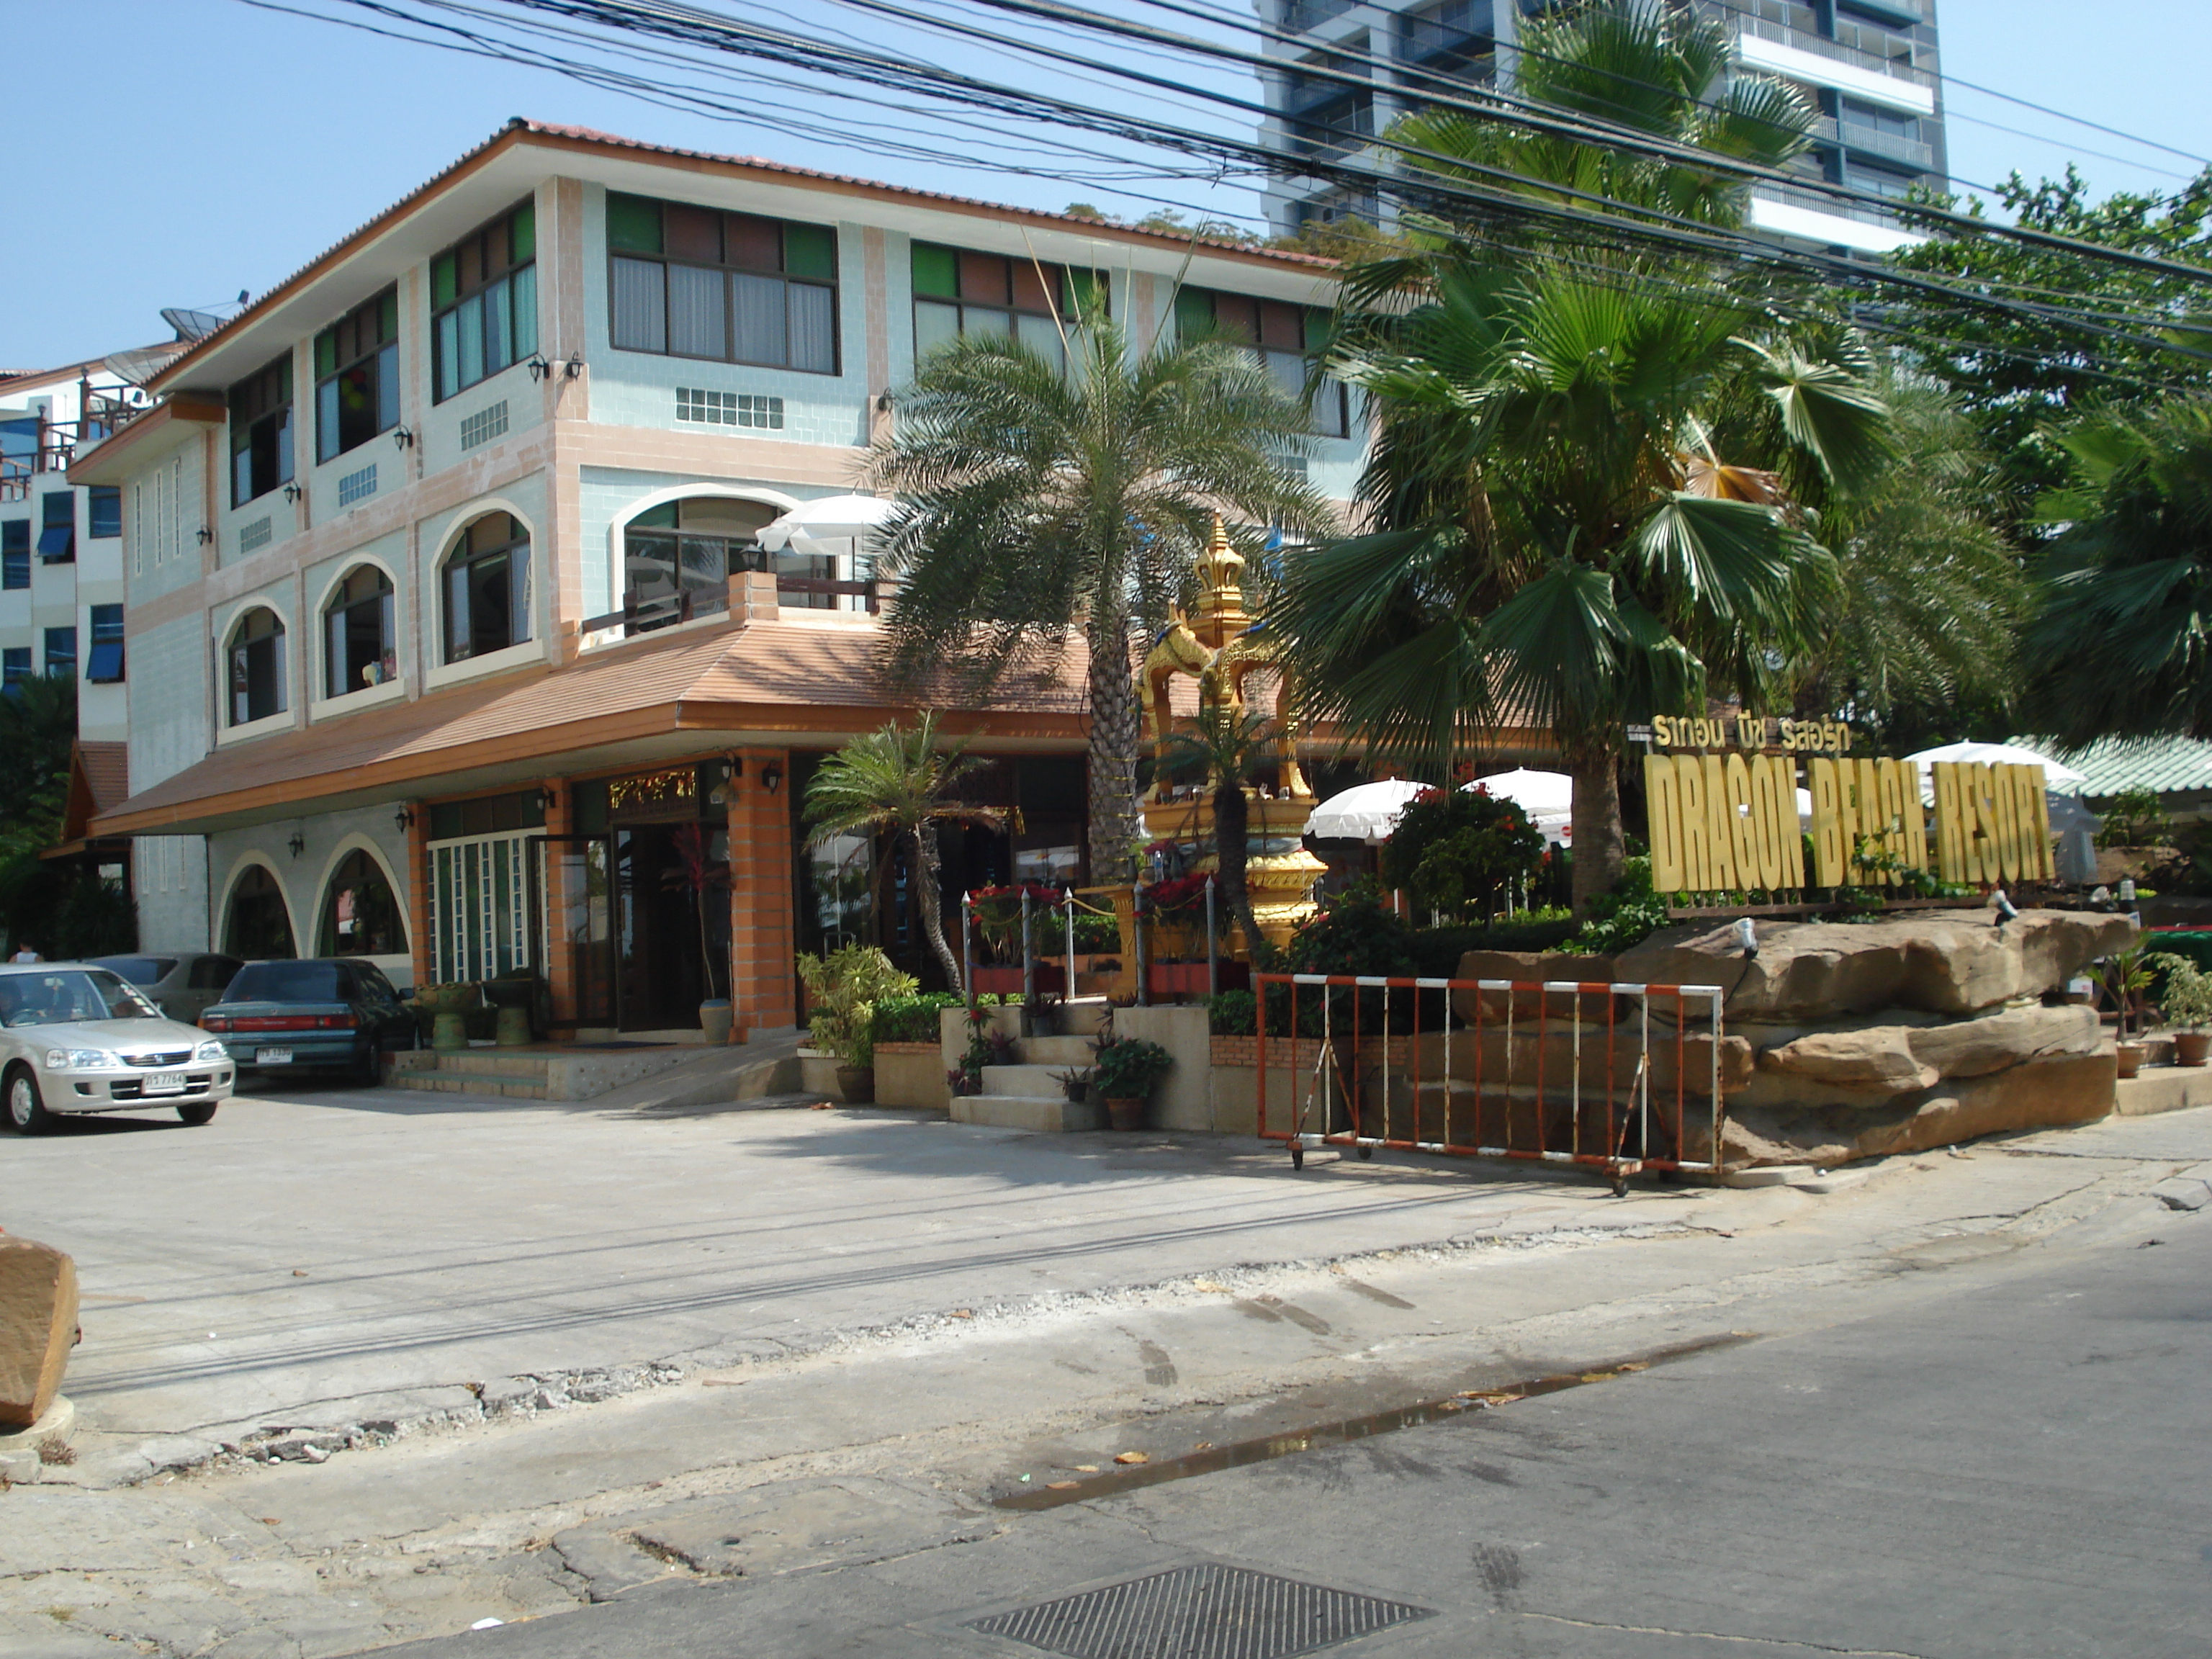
[1,1084,1673,1440]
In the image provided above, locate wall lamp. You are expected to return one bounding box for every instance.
[392,426,415,451]
[282,482,304,505]
[194,526,215,547]
[563,352,585,379]
[393,806,415,833]
[535,785,559,812]
[287,833,306,858]
[760,763,783,796]
[525,353,553,382]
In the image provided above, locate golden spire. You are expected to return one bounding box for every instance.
[1194,513,1248,638]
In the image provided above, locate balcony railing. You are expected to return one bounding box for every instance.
[0,395,153,502]
[1812,117,1936,174]
[1735,9,1936,89]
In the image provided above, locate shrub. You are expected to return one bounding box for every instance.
[1072,909,1121,953]
[1208,989,1257,1035]
[1408,916,1579,977]
[796,943,917,1066]
[2097,786,2172,848]
[1564,856,1671,956]
[871,992,965,1046]
[1380,788,1547,922]
[1093,1035,1174,1097]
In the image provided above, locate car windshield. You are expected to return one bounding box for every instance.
[0,969,161,1028]
[225,962,347,1003]
[91,956,176,986]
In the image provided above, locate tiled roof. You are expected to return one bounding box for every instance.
[77,742,130,814]
[94,617,1093,837]
[2020,734,2212,799]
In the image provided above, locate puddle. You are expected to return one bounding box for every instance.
[993,1332,1751,1511]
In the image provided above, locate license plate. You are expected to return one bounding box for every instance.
[256,1048,293,1066]
[143,1071,186,1095]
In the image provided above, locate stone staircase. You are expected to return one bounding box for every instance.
[385,1033,803,1106]
[951,1010,1110,1133]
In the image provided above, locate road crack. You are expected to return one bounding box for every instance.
[1521,1609,1928,1656]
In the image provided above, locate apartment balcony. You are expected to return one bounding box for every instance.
[1748,182,1926,256]
[1812,116,1936,175]
[1734,13,1936,117]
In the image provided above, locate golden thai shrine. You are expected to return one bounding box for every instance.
[1136,517,1328,953]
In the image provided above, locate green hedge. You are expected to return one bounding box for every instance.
[2146,932,2212,976]
[870,992,966,1045]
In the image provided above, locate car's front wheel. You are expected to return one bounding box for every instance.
[176,1101,218,1126]
[4,1066,57,1136]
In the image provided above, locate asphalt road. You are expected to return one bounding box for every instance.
[364,1200,2212,1659]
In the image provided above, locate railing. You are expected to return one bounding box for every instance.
[580,575,881,637]
[1752,178,1905,229]
[774,576,881,613]
[1735,11,1936,89]
[1255,971,1730,1191]
[1812,117,1935,174]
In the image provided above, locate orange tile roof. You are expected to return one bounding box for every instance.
[94,618,1094,837]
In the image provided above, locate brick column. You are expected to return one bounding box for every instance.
[728,747,797,1038]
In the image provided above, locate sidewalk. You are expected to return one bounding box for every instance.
[1,1105,2206,1658]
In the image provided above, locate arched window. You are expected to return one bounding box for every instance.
[226,607,287,726]
[621,495,778,634]
[443,511,531,663]
[319,848,404,956]
[224,863,295,958]
[324,566,396,698]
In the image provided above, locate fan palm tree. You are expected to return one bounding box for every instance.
[863,310,1333,881]
[1270,1,1895,914]
[802,713,1003,989]
[2026,395,2212,742]
[1157,706,1280,956]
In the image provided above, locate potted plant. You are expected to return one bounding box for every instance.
[2103,945,2157,1078]
[1092,1034,1174,1131]
[666,824,734,1043]
[410,982,480,1052]
[1051,1067,1094,1105]
[2150,953,2212,1066]
[796,943,918,1103]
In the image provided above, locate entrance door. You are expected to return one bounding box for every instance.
[613,823,720,1031]
[529,835,614,1030]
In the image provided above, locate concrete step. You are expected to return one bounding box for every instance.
[436,1051,554,1076]
[387,1070,549,1099]
[2115,1064,2212,1118]
[980,1064,1075,1097]
[951,1093,1105,1133]
[1016,1035,1097,1066]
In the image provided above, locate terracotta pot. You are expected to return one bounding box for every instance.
[1105,1095,1146,1131]
[699,999,733,1046]
[2116,1041,2148,1080]
[835,1064,876,1104]
[2175,1031,2211,1068]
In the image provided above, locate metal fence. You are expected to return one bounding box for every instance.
[1256,971,1728,1193]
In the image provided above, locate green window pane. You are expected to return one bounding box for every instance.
[1174,287,1215,341]
[1303,307,1331,353]
[1064,268,1106,317]
[911,243,958,299]
[511,264,538,361]
[378,289,399,341]
[313,330,337,379]
[632,502,678,529]
[511,199,536,264]
[431,253,457,310]
[783,222,836,280]
[608,192,663,254]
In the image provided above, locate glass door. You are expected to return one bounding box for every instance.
[529,834,615,1029]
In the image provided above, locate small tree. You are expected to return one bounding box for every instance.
[796,944,917,1068]
[1380,788,1547,923]
[803,712,1003,989]
[1157,707,1279,957]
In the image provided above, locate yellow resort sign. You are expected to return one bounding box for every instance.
[1642,717,2055,896]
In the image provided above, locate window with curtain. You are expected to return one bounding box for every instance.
[227,607,287,726]
[325,565,396,697]
[1175,287,1350,439]
[621,495,778,633]
[225,863,295,958]
[606,192,839,374]
[320,848,405,956]
[88,487,121,539]
[228,354,295,506]
[43,626,74,678]
[86,606,124,684]
[315,288,400,465]
[433,199,539,402]
[443,512,531,663]
[910,243,1106,378]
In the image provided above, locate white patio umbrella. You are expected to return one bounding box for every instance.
[1306,780,1435,845]
[754,493,900,555]
[1467,768,1573,843]
[1904,741,2087,786]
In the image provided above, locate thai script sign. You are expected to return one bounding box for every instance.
[1642,722,2054,894]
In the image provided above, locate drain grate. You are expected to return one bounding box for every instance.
[966,1563,1431,1659]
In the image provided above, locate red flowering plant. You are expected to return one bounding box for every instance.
[967,882,1065,959]
[1144,873,1213,913]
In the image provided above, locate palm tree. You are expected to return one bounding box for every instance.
[802,712,1003,989]
[2026,395,2212,742]
[1270,2,1894,914]
[1157,706,1279,956]
[864,310,1332,881]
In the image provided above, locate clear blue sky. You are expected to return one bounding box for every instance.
[9,0,2208,372]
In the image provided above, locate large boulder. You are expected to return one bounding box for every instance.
[1758,1026,1937,1094]
[1617,912,2136,1022]
[1724,1052,2116,1166]
[0,1236,78,1429]
[1755,1003,2103,1094]
[1452,951,1618,1022]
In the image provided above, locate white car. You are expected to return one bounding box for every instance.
[0,963,235,1135]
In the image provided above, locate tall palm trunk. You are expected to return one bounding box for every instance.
[1210,781,1266,961]
[1086,613,1141,882]
[912,824,965,991]
[1568,748,1625,919]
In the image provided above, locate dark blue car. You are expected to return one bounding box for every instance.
[200,958,418,1084]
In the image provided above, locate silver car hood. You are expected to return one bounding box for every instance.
[12,1018,215,1052]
